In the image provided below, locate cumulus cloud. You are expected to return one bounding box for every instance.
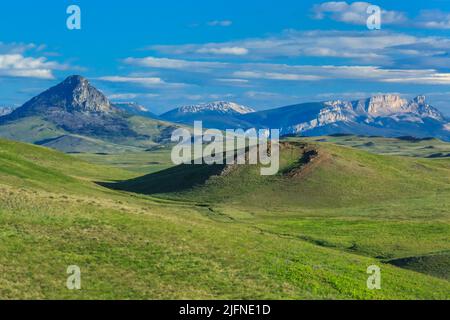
[0,54,68,79]
[312,1,407,25]
[0,42,74,80]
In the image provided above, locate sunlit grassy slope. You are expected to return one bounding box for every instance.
[0,138,449,299]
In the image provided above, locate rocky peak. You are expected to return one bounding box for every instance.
[61,75,89,88]
[51,75,113,113]
[413,95,427,105]
[364,94,409,116]
[409,95,444,121]
[10,75,114,118]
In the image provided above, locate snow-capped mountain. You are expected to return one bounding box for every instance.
[113,102,158,118]
[172,101,254,115]
[240,94,450,140]
[160,95,449,140]
[0,106,16,117]
[160,101,256,129]
[284,95,445,133]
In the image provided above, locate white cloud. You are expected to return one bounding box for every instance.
[245,91,281,98]
[196,47,248,56]
[145,29,450,72]
[231,64,450,85]
[124,57,226,71]
[216,78,249,83]
[0,42,75,80]
[207,20,233,27]
[99,76,164,85]
[416,10,450,30]
[108,93,139,100]
[122,54,450,86]
[0,42,37,54]
[234,70,323,81]
[382,73,450,85]
[97,76,187,88]
[0,54,67,79]
[312,3,450,30]
[182,93,235,101]
[124,29,450,89]
[312,1,407,25]
[108,93,160,100]
[149,30,418,65]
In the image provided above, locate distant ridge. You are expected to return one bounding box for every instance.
[159,94,449,141]
[161,101,255,129]
[247,95,449,140]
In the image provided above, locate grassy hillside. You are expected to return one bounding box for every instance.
[0,138,449,299]
[110,141,450,209]
[108,140,450,282]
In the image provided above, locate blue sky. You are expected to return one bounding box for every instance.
[1,0,450,115]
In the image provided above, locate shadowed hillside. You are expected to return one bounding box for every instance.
[107,140,450,210]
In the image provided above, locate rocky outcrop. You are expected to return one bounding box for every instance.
[8,75,114,119]
[285,95,446,135]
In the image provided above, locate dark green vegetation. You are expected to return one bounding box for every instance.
[388,252,450,280]
[0,137,449,299]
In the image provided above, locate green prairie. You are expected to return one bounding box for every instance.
[0,137,449,299]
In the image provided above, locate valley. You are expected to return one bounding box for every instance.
[0,136,449,299]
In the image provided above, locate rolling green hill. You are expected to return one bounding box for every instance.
[0,138,449,299]
[110,140,450,209]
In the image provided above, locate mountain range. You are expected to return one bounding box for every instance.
[0,75,449,154]
[159,95,450,141]
[160,101,255,129]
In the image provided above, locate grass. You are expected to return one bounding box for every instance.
[74,147,174,174]
[0,137,449,299]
